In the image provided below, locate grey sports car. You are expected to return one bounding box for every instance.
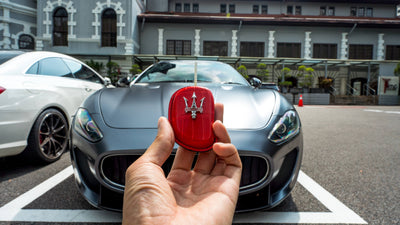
[70,60,303,212]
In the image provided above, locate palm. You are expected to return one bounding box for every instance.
[123,104,242,225]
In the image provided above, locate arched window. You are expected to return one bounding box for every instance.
[101,8,117,47]
[53,7,68,46]
[18,34,35,49]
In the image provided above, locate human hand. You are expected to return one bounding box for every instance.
[122,103,242,225]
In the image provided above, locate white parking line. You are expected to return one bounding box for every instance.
[0,167,367,224]
[233,171,367,224]
[364,109,400,114]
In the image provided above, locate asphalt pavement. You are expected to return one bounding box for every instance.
[0,105,399,225]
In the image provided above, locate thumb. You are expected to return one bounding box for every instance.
[142,117,175,167]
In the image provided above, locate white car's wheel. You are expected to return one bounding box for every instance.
[27,109,68,163]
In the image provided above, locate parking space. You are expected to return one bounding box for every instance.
[0,165,366,224]
[1,105,399,224]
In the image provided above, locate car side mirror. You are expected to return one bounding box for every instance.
[116,77,131,87]
[249,77,262,88]
[104,77,112,86]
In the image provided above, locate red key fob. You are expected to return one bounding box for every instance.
[168,86,215,152]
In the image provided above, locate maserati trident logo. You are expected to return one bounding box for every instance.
[183,92,205,119]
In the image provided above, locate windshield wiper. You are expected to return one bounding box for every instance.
[220,82,244,85]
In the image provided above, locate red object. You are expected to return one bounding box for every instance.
[169,86,215,152]
[298,94,303,107]
[0,86,5,95]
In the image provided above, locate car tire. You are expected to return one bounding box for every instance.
[26,109,69,163]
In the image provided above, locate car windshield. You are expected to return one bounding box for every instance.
[135,61,249,86]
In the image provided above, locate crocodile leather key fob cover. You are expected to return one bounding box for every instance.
[168,86,215,152]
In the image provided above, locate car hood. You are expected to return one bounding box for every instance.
[99,83,276,130]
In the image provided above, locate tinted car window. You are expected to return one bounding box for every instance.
[0,51,24,65]
[26,62,39,74]
[63,58,103,84]
[38,57,73,77]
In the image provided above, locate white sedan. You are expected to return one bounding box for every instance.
[0,51,110,163]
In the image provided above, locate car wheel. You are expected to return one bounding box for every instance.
[27,109,69,163]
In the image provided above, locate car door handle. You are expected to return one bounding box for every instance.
[85,88,92,92]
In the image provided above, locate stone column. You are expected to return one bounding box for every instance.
[194,29,201,56]
[1,8,11,49]
[304,31,312,59]
[340,78,347,95]
[377,33,385,60]
[158,28,164,55]
[231,30,238,57]
[267,30,275,58]
[340,32,348,60]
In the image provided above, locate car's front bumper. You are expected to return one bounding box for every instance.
[70,120,303,212]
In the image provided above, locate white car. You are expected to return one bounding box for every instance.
[0,51,110,163]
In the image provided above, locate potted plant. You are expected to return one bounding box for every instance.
[130,63,142,75]
[318,77,334,93]
[106,61,121,84]
[297,65,314,93]
[86,59,104,73]
[394,62,400,95]
[237,65,249,80]
[256,63,269,82]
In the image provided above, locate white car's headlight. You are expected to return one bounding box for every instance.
[268,110,300,143]
[74,108,103,142]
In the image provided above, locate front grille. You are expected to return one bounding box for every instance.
[100,154,269,191]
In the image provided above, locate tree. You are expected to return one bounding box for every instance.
[394,62,400,76]
[297,65,314,88]
[85,59,104,73]
[130,64,142,75]
[256,63,269,82]
[106,61,120,83]
[237,65,249,80]
[281,67,291,79]
[394,62,400,95]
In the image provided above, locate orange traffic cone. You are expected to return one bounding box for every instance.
[298,94,303,107]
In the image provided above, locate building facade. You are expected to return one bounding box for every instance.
[1,0,144,73]
[1,0,400,102]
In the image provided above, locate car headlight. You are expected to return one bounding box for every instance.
[74,108,103,142]
[268,110,300,143]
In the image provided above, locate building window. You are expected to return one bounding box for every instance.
[358,7,365,16]
[101,8,117,47]
[295,6,302,15]
[203,41,228,56]
[166,40,191,55]
[313,44,337,59]
[184,3,190,12]
[386,45,400,60]
[277,42,301,58]
[220,4,226,13]
[193,3,199,13]
[229,4,235,13]
[253,5,259,14]
[349,44,373,59]
[350,7,357,16]
[366,8,373,17]
[18,34,34,49]
[175,3,182,12]
[240,42,265,57]
[287,6,293,15]
[261,5,268,14]
[320,6,326,16]
[53,7,68,46]
[328,7,335,16]
[397,5,400,17]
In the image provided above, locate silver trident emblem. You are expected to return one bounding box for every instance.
[183,92,205,119]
